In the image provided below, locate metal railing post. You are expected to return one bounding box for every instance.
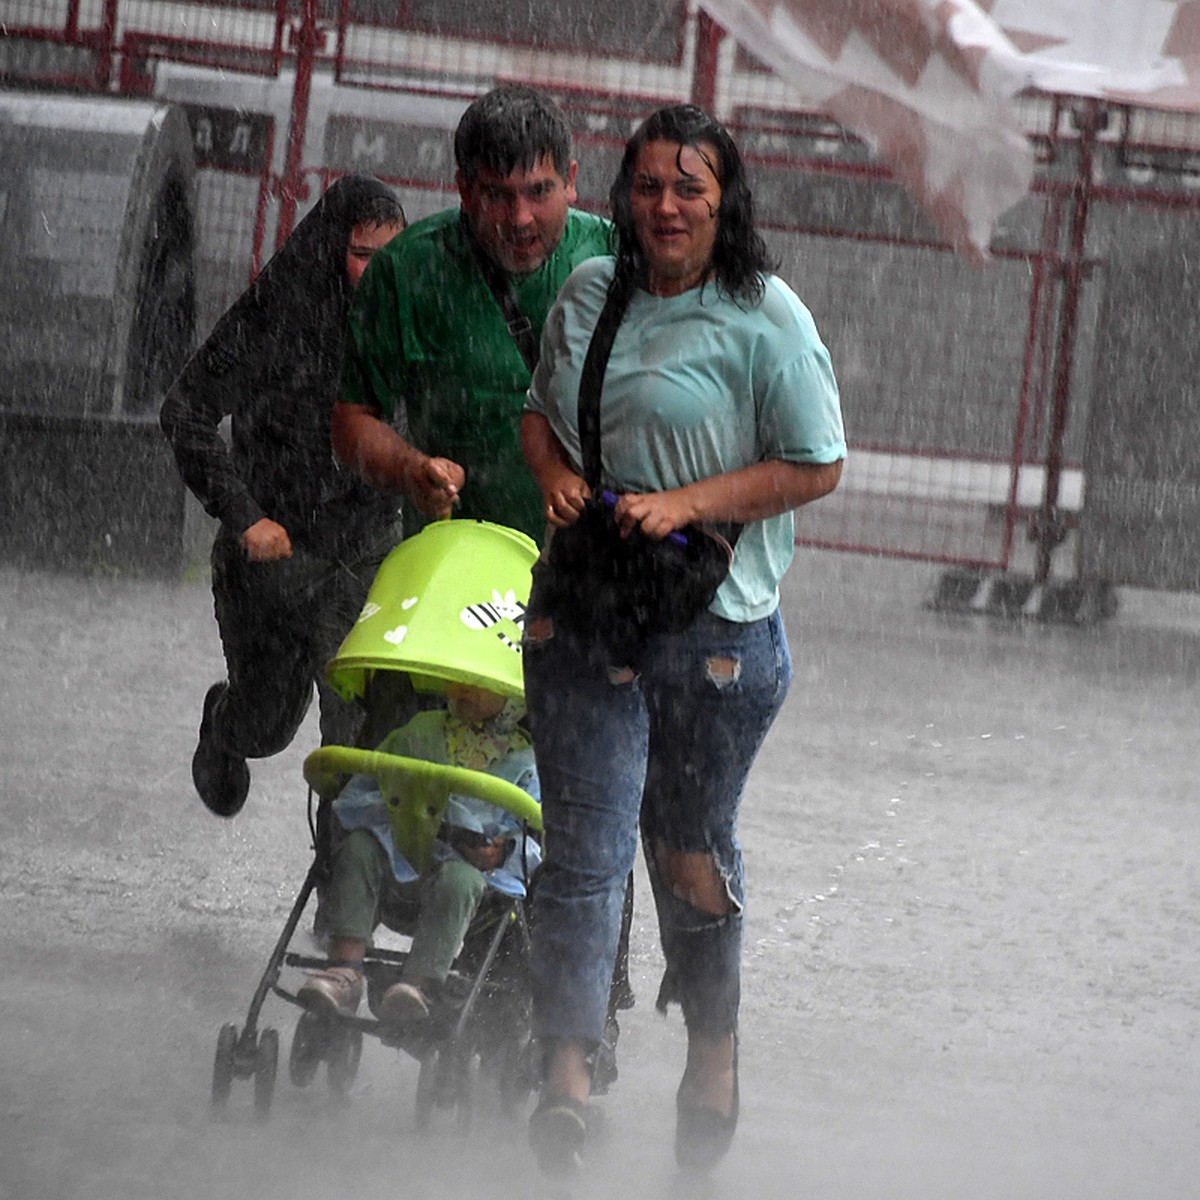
[691,9,723,113]
[1035,97,1103,582]
[275,0,321,250]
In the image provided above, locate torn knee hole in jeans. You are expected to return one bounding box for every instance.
[654,841,739,919]
[705,654,740,688]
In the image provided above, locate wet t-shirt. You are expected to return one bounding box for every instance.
[526,256,846,622]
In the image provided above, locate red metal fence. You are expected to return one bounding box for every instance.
[6,1,1200,590]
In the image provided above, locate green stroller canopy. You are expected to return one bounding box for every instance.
[327,518,538,703]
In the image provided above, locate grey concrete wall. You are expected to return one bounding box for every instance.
[0,92,200,574]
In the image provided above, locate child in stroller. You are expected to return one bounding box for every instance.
[298,679,540,1029]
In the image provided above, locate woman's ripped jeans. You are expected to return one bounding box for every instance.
[524,606,792,1045]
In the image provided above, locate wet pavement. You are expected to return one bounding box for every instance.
[1,548,1197,1200]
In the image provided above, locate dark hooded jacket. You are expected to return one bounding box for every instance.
[160,175,401,559]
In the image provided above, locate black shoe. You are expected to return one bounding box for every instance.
[191,683,250,817]
[674,1039,739,1173]
[528,1095,588,1179]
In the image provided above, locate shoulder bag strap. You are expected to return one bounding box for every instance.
[577,278,632,492]
[464,214,541,374]
[576,275,741,548]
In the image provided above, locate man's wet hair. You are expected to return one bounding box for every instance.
[454,85,573,183]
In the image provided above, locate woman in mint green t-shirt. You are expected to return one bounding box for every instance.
[520,105,846,1177]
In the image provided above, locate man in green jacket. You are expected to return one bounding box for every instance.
[333,84,611,540]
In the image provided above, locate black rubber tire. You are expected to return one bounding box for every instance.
[454,1052,477,1135]
[211,1023,239,1110]
[288,1011,324,1089]
[497,1034,536,1116]
[254,1027,279,1120]
[326,1025,362,1096]
[415,1050,439,1131]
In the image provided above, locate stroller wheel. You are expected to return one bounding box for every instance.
[254,1028,279,1120]
[414,1044,475,1131]
[211,1023,239,1111]
[415,1049,439,1131]
[288,1011,324,1088]
[497,1035,536,1115]
[326,1024,362,1095]
[454,1055,477,1135]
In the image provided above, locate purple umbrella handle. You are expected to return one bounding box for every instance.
[600,490,688,546]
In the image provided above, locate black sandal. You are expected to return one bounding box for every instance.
[674,1038,739,1173]
[528,1094,588,1179]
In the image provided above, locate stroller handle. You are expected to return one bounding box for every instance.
[303,745,542,833]
[305,745,541,877]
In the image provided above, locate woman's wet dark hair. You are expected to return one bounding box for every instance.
[454,85,574,183]
[609,104,771,304]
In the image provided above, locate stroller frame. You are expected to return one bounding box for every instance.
[209,757,540,1127]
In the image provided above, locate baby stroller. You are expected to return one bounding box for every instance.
[208,519,542,1129]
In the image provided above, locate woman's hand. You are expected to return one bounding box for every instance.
[542,467,591,528]
[613,490,694,540]
[520,413,590,527]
